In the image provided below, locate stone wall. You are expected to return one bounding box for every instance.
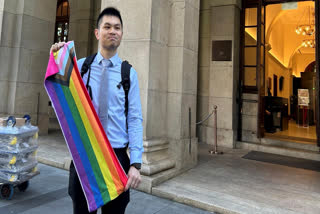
[241,93,259,143]
[0,0,100,134]
[197,0,241,148]
[102,0,200,192]
[166,0,199,170]
[0,0,57,133]
[69,0,100,59]
[197,0,211,144]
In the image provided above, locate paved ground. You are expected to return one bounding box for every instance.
[0,164,214,214]
[153,144,320,214]
[35,130,320,214]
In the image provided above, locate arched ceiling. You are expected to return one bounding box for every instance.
[266,1,315,60]
[277,2,314,24]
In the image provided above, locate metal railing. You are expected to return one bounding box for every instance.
[196,105,223,155]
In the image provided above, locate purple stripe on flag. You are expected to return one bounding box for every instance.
[45,81,97,210]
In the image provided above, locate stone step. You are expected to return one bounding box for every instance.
[152,182,240,214]
[261,136,319,152]
[264,132,316,143]
[237,141,320,161]
[141,158,175,176]
[138,167,179,194]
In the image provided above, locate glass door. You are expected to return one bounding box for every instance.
[315,0,320,146]
[240,0,266,138]
[257,0,266,138]
[240,0,318,142]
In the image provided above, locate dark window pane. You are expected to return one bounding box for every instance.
[56,4,62,16]
[62,2,68,16]
[245,8,257,26]
[54,1,69,43]
[245,28,257,46]
[245,47,257,65]
[244,67,257,86]
[57,26,62,36]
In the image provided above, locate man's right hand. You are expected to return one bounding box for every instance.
[50,42,65,54]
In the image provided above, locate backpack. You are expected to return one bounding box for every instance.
[80,53,132,120]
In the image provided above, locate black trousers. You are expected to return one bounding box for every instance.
[68,148,130,214]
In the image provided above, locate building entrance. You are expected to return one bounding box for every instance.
[240,0,319,146]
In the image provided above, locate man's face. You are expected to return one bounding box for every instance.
[95,15,123,51]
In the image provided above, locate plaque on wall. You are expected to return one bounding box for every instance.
[212,40,232,61]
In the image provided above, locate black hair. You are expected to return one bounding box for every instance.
[96,7,123,28]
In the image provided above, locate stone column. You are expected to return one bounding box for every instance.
[69,0,100,58]
[0,0,4,42]
[167,0,200,171]
[206,1,241,148]
[102,0,200,193]
[0,0,57,134]
[197,0,211,143]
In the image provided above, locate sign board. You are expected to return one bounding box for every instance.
[298,89,309,106]
[212,40,232,61]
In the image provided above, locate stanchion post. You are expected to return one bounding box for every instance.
[209,105,223,155]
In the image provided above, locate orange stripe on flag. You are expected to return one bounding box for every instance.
[71,70,125,195]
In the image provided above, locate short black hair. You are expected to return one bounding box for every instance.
[96,7,123,28]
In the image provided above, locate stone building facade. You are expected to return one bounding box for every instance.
[5,0,310,193]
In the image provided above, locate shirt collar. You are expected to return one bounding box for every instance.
[96,51,121,67]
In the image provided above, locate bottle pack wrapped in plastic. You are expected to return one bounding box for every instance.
[0,150,37,171]
[0,159,37,173]
[0,166,38,182]
[0,125,38,153]
[0,116,39,183]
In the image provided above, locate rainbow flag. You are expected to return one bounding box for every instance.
[44,41,128,212]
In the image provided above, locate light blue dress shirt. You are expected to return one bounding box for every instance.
[77,52,143,165]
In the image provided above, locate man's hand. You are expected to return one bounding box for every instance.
[125,166,141,191]
[50,42,65,54]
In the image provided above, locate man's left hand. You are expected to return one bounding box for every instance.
[125,166,141,191]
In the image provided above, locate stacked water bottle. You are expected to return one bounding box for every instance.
[0,115,39,199]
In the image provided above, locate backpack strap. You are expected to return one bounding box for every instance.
[81,53,97,100]
[121,60,132,127]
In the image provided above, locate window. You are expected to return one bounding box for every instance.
[241,3,265,94]
[54,0,70,43]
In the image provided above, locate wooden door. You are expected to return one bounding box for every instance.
[257,0,266,138]
[315,0,320,147]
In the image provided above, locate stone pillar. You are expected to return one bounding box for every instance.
[0,0,57,134]
[69,0,100,58]
[166,0,199,171]
[206,1,241,148]
[197,0,211,143]
[0,0,4,42]
[102,0,200,193]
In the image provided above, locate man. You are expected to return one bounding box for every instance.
[50,7,143,214]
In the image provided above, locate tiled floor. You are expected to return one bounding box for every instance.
[267,120,316,143]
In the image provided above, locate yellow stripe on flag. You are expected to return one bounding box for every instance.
[69,77,119,199]
[70,70,124,196]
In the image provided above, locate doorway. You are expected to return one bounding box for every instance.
[241,0,319,145]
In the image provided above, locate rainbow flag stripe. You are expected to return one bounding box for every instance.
[44,41,128,212]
